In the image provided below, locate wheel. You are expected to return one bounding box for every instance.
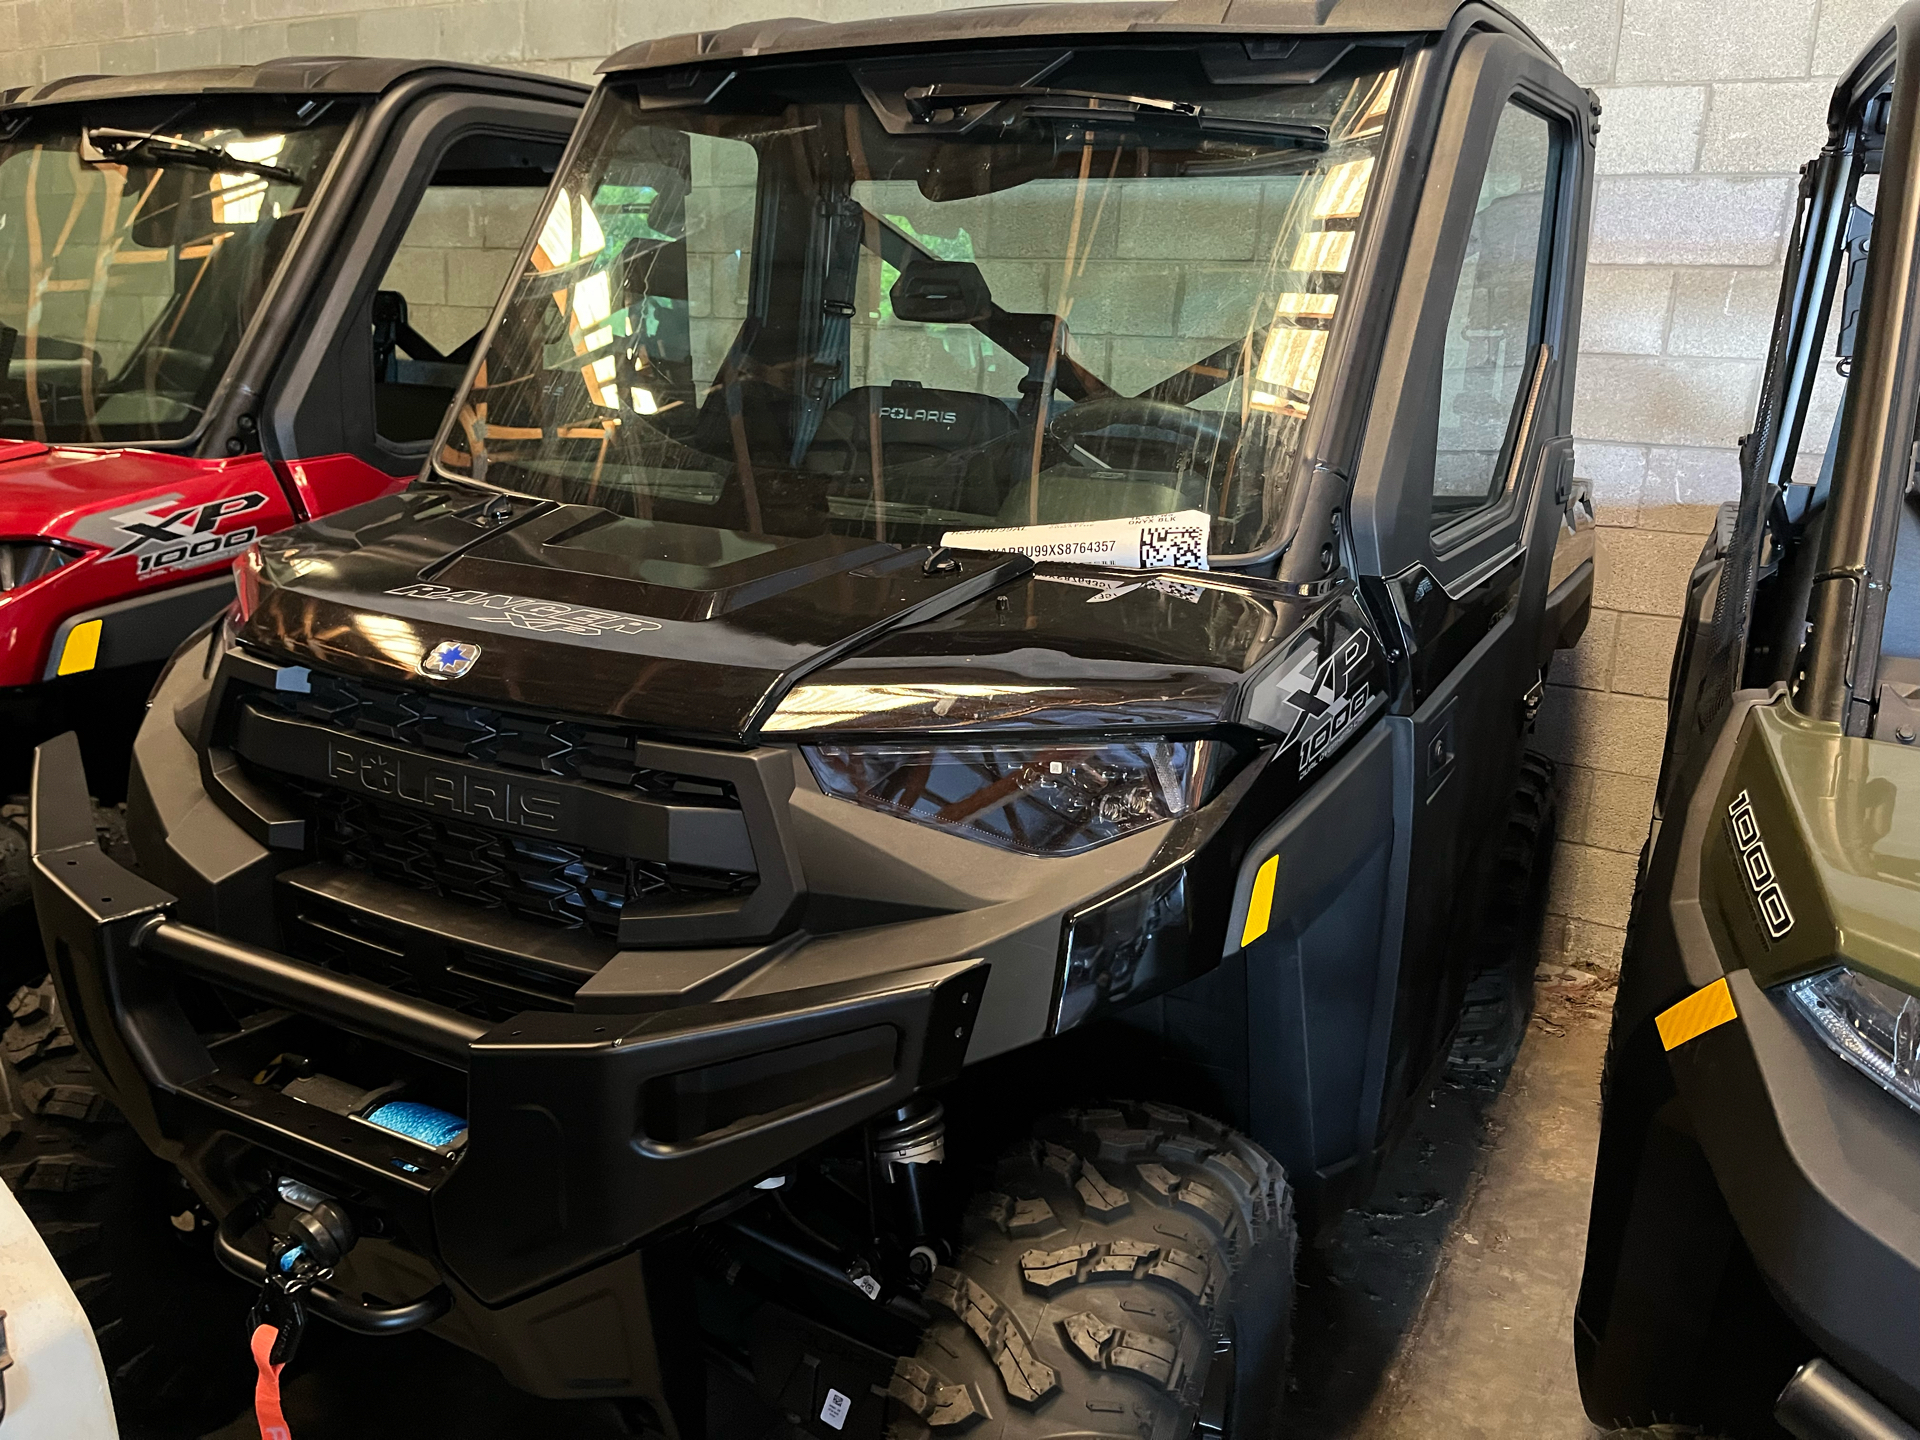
[889,1101,1295,1440]
[0,979,255,1438]
[1043,397,1241,471]
[1448,750,1558,1076]
[0,807,39,997]
[1577,1002,1811,1436]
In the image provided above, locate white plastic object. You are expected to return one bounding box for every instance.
[0,1180,117,1438]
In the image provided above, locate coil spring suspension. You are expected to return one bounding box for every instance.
[874,1101,945,1280]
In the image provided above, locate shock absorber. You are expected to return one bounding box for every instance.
[873,1100,945,1281]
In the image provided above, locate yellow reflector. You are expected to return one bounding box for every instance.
[56,619,103,676]
[1656,977,1738,1051]
[1241,854,1279,948]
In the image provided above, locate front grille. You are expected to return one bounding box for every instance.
[253,672,739,807]
[283,899,586,1019]
[296,785,752,939]
[236,669,761,941]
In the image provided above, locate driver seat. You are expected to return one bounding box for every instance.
[802,380,1022,520]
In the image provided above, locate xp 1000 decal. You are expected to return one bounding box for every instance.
[1259,606,1386,780]
[73,491,271,579]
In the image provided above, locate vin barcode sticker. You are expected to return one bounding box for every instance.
[943,510,1211,571]
[820,1388,852,1430]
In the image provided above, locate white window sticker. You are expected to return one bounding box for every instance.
[942,510,1211,571]
[820,1388,852,1431]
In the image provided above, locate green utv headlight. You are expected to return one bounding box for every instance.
[803,740,1211,857]
[1786,968,1920,1115]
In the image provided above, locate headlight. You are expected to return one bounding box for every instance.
[1785,968,1920,1114]
[803,740,1209,856]
[766,683,1082,732]
[0,540,80,591]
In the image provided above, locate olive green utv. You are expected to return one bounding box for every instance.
[1575,7,1920,1440]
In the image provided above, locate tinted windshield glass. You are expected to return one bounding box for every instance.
[0,101,355,444]
[438,48,1400,557]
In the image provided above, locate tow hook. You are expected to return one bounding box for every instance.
[214,1187,451,1336]
[279,1194,357,1276]
[248,1195,356,1440]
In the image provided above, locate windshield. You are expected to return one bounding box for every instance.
[437,46,1401,558]
[0,100,356,444]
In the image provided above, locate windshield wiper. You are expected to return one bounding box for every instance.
[902,84,1330,149]
[78,126,302,184]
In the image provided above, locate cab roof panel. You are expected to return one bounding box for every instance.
[0,57,588,110]
[600,0,1550,75]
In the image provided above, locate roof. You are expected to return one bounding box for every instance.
[601,0,1549,75]
[0,57,589,110]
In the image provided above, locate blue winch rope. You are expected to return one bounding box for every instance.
[360,1101,469,1150]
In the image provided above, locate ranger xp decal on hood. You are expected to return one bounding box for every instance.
[387,583,666,637]
[72,491,269,579]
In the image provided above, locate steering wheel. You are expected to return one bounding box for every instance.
[1043,396,1241,470]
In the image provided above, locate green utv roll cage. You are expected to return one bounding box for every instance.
[1577,5,1920,1438]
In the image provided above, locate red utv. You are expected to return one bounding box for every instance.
[0,58,585,801]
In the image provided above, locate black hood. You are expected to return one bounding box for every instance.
[239,488,1330,744]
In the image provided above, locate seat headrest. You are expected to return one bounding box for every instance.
[816,384,1016,452]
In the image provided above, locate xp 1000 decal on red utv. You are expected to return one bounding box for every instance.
[0,58,585,800]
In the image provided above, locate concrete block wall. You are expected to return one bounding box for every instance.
[5,0,1890,973]
[382,186,541,353]
[1505,0,1881,973]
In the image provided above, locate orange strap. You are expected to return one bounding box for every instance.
[251,1323,292,1440]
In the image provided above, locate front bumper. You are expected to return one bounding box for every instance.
[1667,968,1920,1427]
[1778,1359,1920,1440]
[30,728,984,1373]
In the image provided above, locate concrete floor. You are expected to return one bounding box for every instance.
[1283,966,1613,1439]
[190,969,1618,1440]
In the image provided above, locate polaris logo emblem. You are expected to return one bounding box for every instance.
[419,640,480,679]
[327,742,560,832]
[880,406,958,425]
[1727,789,1794,942]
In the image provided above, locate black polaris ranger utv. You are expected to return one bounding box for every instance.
[1575,6,1920,1440]
[26,3,1593,1435]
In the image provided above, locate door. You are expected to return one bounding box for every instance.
[263,91,577,515]
[1347,32,1593,1114]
